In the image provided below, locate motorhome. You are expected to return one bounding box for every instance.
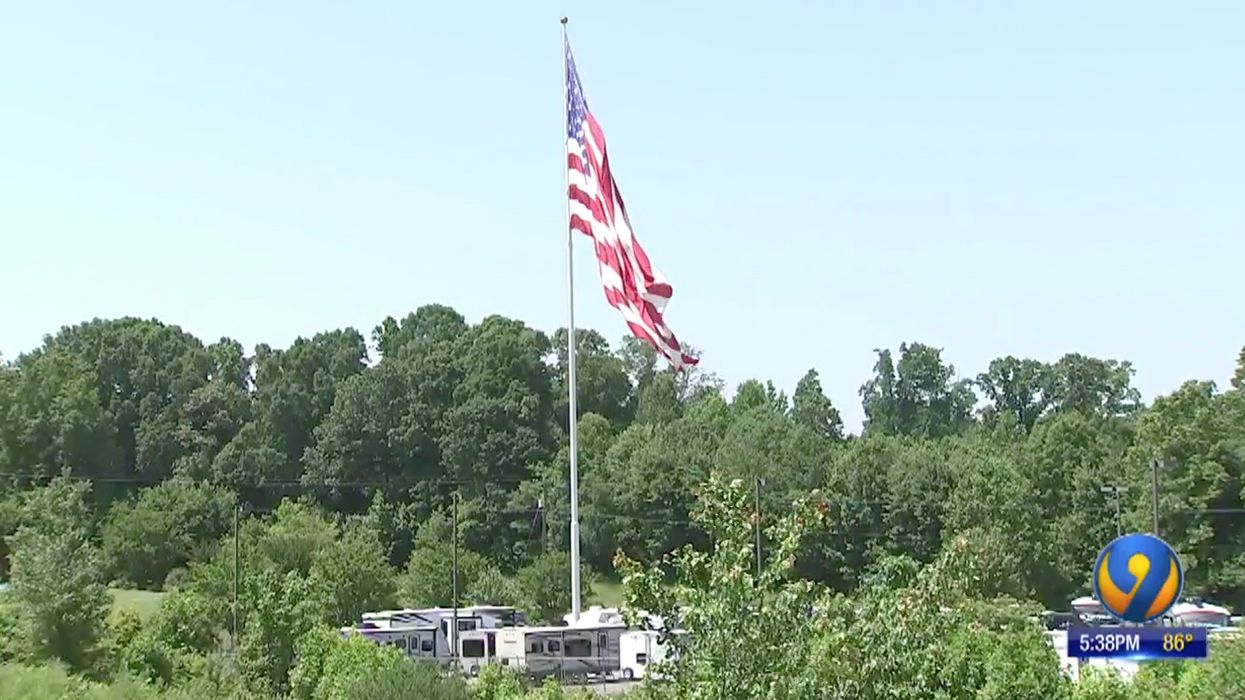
[495,622,625,680]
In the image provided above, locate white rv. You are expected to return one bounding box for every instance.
[457,628,500,677]
[344,623,442,660]
[619,629,669,680]
[495,623,625,680]
[1170,601,1232,628]
[357,605,525,660]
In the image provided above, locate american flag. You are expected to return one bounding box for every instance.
[565,37,698,371]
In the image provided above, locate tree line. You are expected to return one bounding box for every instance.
[0,308,1242,697]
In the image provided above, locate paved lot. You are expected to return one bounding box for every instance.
[565,680,641,695]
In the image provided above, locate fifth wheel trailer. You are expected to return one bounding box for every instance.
[619,630,670,680]
[495,624,624,680]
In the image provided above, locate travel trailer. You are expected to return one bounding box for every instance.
[357,605,525,659]
[495,622,626,680]
[563,605,624,627]
[1170,601,1232,628]
[457,628,500,677]
[619,629,669,680]
[345,623,442,661]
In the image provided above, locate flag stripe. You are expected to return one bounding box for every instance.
[564,43,697,370]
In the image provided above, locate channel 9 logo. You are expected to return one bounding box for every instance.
[1093,533,1183,623]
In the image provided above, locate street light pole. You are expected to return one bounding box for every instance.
[754,477,763,581]
[1099,485,1128,537]
[452,488,459,670]
[1149,459,1174,538]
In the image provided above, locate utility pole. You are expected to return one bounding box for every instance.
[1150,459,1174,537]
[1099,485,1128,537]
[537,496,546,555]
[754,477,764,581]
[451,488,459,670]
[232,502,240,649]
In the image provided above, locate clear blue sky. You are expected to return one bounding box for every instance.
[2,3,1242,431]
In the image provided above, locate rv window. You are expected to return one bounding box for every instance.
[458,620,476,632]
[636,653,648,665]
[528,641,541,653]
[565,639,592,658]
[546,640,561,654]
[393,638,408,651]
[421,639,434,653]
[462,640,486,658]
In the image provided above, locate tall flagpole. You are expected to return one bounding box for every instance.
[561,15,582,622]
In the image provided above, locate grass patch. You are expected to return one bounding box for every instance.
[108,588,166,623]
[590,579,624,607]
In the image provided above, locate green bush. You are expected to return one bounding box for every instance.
[516,553,596,625]
[341,659,470,700]
[7,479,109,670]
[0,663,88,700]
[100,482,234,590]
[398,512,485,608]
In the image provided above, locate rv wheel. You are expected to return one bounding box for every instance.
[623,668,635,681]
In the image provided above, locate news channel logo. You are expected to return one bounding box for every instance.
[1093,533,1183,623]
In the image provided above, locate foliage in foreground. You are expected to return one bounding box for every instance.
[1,311,1244,696]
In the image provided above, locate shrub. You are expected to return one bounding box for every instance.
[7,479,109,670]
[342,660,470,700]
[100,482,234,590]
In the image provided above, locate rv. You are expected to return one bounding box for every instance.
[457,628,500,677]
[495,623,625,680]
[1170,601,1233,629]
[357,605,525,660]
[344,623,442,661]
[619,629,669,680]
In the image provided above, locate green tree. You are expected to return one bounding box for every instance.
[977,356,1050,431]
[218,329,368,500]
[1232,346,1245,391]
[1125,381,1245,605]
[0,348,121,489]
[7,478,109,670]
[397,512,484,608]
[342,658,470,700]
[30,318,218,484]
[790,369,843,441]
[861,343,975,438]
[466,565,523,607]
[1043,353,1140,418]
[551,329,634,429]
[258,500,339,577]
[308,522,397,626]
[238,567,328,695]
[617,474,830,700]
[516,552,595,624]
[373,304,468,359]
[100,480,235,589]
[1021,410,1132,605]
[289,627,408,700]
[635,373,681,426]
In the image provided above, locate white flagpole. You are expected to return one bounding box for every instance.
[561,15,582,622]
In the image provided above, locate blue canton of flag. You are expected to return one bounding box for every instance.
[565,41,591,177]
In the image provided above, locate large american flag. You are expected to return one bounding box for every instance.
[565,37,698,371]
